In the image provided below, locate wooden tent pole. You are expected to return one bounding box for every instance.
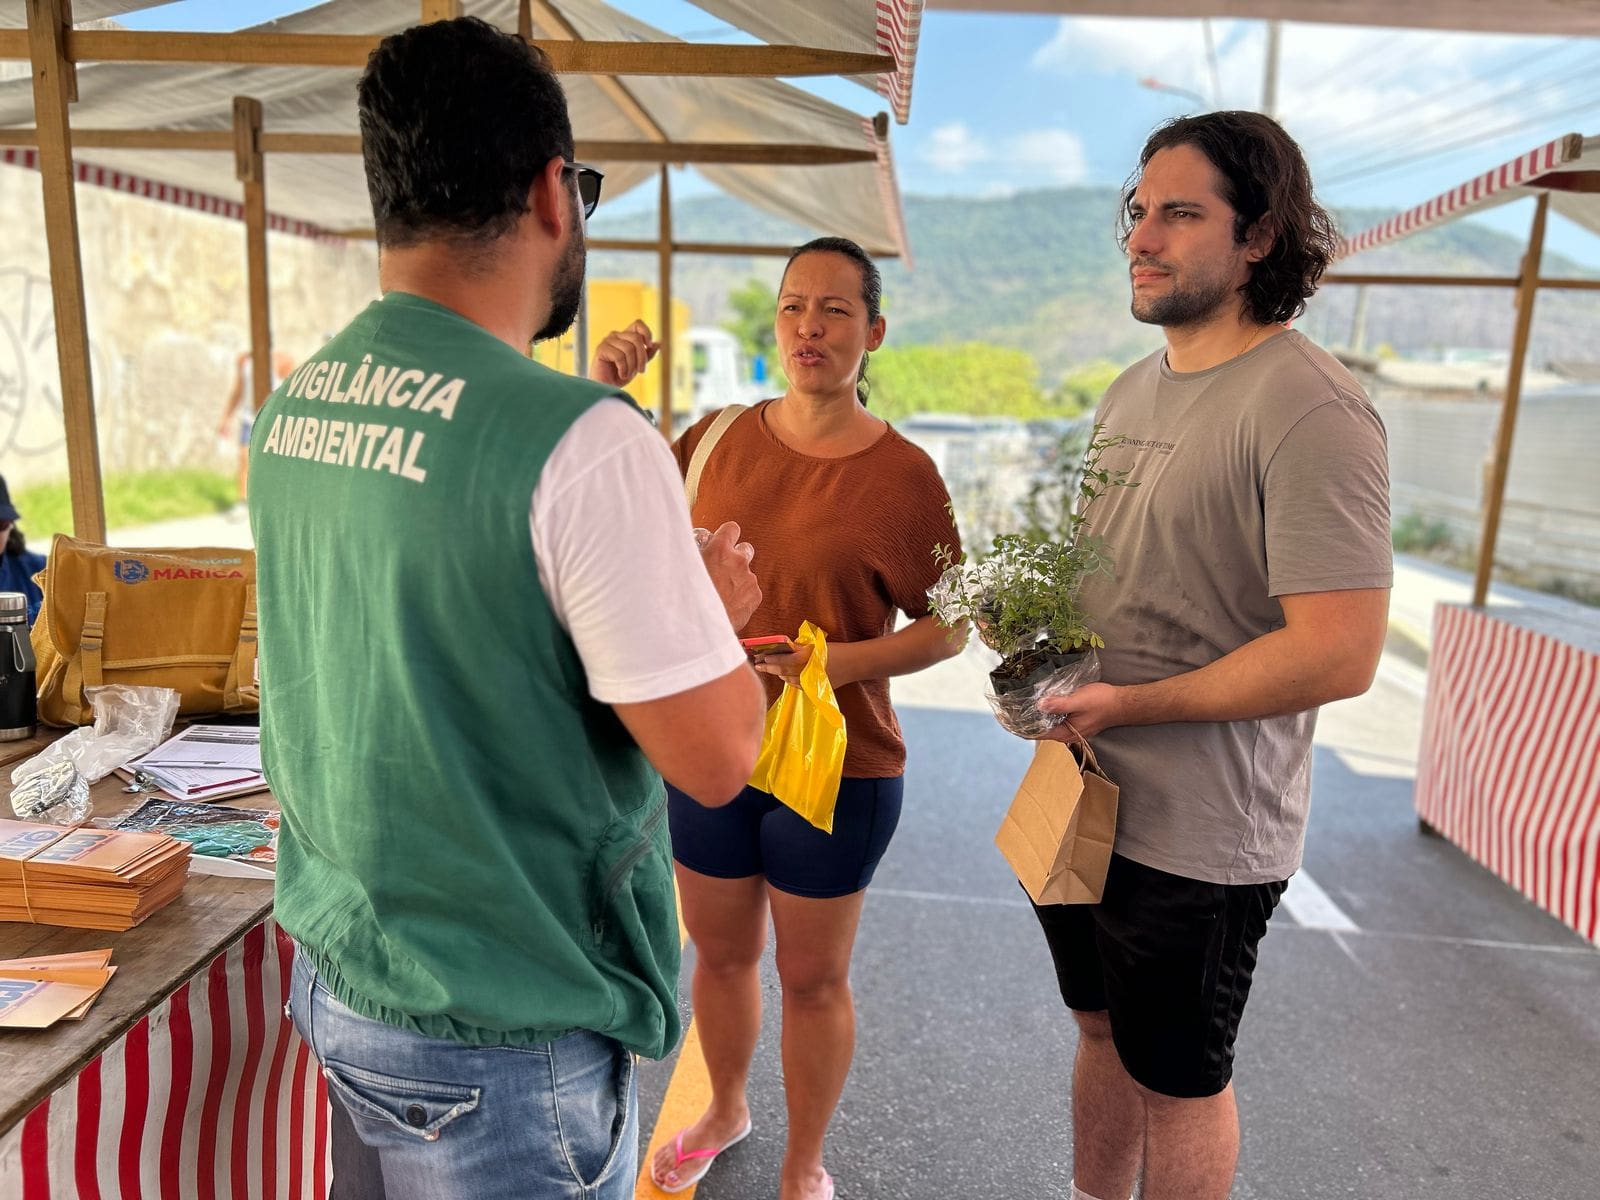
[0,29,893,76]
[26,0,104,540]
[657,167,674,437]
[234,97,273,430]
[1472,191,1550,607]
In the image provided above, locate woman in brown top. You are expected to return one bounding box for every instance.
[593,237,965,1200]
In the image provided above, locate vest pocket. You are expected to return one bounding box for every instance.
[320,1058,479,1143]
[589,794,670,948]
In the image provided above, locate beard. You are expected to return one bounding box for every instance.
[1129,257,1238,328]
[533,222,586,344]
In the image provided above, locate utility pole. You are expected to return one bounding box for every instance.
[1350,285,1370,355]
[1262,20,1281,117]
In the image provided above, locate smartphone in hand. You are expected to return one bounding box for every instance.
[740,635,791,657]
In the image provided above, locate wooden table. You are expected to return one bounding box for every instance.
[0,736,329,1198]
[1416,602,1600,945]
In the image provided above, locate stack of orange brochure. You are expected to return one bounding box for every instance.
[0,820,191,931]
[0,948,116,1029]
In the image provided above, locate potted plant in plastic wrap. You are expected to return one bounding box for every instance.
[929,425,1134,737]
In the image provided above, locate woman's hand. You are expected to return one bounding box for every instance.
[590,320,659,388]
[752,640,812,688]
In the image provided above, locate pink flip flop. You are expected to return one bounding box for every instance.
[650,1120,753,1193]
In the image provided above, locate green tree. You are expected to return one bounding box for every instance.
[722,278,779,367]
[1052,358,1123,414]
[867,343,1060,422]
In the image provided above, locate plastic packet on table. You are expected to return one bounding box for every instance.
[11,685,181,788]
[8,758,91,825]
[986,647,1102,739]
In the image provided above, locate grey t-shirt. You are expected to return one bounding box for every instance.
[1079,330,1391,885]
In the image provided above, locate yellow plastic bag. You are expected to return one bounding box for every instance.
[748,621,847,833]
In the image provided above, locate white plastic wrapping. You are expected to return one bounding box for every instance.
[985,648,1102,739]
[12,685,181,790]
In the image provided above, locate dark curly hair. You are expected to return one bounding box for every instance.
[359,16,574,248]
[1117,111,1338,326]
[781,237,883,405]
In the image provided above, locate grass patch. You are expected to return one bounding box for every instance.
[14,469,235,542]
[1392,512,1456,555]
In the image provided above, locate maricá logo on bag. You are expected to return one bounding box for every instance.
[113,559,150,584]
[113,557,244,585]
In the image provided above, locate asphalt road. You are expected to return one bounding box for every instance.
[636,659,1600,1200]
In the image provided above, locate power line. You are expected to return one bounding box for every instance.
[1319,91,1600,186]
[1309,40,1588,159]
[1311,42,1598,165]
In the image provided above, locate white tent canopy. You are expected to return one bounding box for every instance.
[921,1,1600,36]
[683,0,924,125]
[0,1,167,25]
[1338,134,1600,260]
[0,0,910,256]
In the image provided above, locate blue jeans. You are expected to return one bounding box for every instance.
[287,947,638,1200]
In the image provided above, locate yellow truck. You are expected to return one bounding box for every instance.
[531,279,693,423]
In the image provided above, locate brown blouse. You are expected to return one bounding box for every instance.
[673,401,961,777]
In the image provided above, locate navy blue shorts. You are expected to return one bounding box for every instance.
[666,776,904,899]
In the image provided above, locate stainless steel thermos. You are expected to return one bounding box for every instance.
[0,591,37,741]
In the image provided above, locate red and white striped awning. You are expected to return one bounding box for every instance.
[683,1,925,125]
[0,148,337,241]
[1337,133,1600,260]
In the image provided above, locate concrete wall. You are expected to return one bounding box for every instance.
[1375,386,1600,589]
[0,162,379,489]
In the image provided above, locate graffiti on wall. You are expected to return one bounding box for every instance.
[0,266,122,472]
[0,267,65,460]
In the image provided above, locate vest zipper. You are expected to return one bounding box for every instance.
[593,796,667,943]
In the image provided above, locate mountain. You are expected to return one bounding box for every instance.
[589,189,1600,383]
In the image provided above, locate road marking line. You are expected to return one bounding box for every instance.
[636,1020,714,1199]
[1282,871,1360,932]
[1276,924,1597,955]
[871,886,1031,909]
[872,882,1595,957]
[1376,652,1429,699]
[637,881,713,1199]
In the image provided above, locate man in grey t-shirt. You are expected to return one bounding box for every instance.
[1032,113,1391,1200]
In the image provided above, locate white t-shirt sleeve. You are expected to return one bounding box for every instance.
[531,398,747,705]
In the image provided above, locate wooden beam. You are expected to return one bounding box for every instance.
[1324,272,1520,289]
[589,239,818,258]
[1325,272,1600,292]
[0,126,234,151]
[26,0,104,541]
[526,1,668,145]
[234,97,273,426]
[517,0,533,41]
[579,141,874,166]
[1472,191,1549,607]
[6,29,893,76]
[657,167,673,437]
[0,128,873,166]
[420,0,462,21]
[1538,170,1600,194]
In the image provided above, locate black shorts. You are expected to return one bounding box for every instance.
[667,776,903,899]
[1031,853,1287,1099]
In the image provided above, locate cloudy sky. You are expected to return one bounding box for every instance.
[122,1,1600,264]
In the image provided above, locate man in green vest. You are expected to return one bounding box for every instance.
[249,17,766,1199]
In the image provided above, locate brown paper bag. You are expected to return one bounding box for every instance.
[996,737,1120,905]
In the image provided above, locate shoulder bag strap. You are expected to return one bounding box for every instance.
[683,404,748,510]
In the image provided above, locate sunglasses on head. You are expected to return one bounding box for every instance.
[563,161,603,219]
